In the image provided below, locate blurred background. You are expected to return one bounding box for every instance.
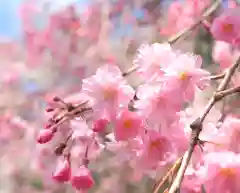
[0,0,239,193]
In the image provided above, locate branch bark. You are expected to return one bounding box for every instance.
[122,0,222,77]
[215,86,240,100]
[167,0,222,44]
[168,56,240,193]
[209,72,225,80]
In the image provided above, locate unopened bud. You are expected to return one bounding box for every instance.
[45,107,54,112]
[53,158,71,183]
[71,166,94,190]
[37,129,54,144]
[53,96,61,102]
[92,119,109,133]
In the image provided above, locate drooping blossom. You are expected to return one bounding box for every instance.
[82,64,135,120]
[163,52,210,102]
[181,165,205,193]
[135,80,182,131]
[199,151,240,193]
[114,108,144,141]
[92,118,110,133]
[52,157,71,183]
[71,165,94,190]
[215,116,240,152]
[160,0,210,36]
[37,129,55,144]
[212,41,235,69]
[211,7,240,47]
[105,133,143,163]
[133,43,175,81]
[138,130,175,170]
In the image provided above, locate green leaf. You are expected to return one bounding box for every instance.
[30,178,44,190]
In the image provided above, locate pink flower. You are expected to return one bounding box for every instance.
[217,116,240,152]
[105,136,142,164]
[160,1,183,35]
[212,41,234,69]
[135,81,182,131]
[160,0,210,36]
[82,65,134,120]
[164,53,210,101]
[199,151,240,193]
[114,109,143,141]
[71,132,103,161]
[52,158,71,183]
[181,166,205,193]
[138,130,174,169]
[211,7,240,47]
[166,121,188,154]
[92,118,109,133]
[133,43,175,80]
[37,129,54,144]
[71,165,94,190]
[227,0,238,8]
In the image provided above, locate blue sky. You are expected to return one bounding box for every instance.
[0,0,237,41]
[0,0,22,40]
[0,0,92,41]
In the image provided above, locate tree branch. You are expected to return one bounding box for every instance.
[209,72,225,80]
[214,86,240,101]
[122,0,222,77]
[168,56,240,193]
[167,0,222,44]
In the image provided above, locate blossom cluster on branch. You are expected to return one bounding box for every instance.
[1,0,240,193]
[34,1,240,193]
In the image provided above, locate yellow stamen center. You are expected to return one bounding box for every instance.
[179,72,188,80]
[103,86,116,100]
[222,23,233,33]
[123,119,133,129]
[150,139,162,150]
[220,168,236,177]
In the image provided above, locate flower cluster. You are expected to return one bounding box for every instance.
[0,1,236,193]
[35,39,221,191]
[35,4,240,192]
[160,0,211,36]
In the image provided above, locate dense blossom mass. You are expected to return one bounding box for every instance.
[38,26,240,193]
[31,2,240,193]
[0,1,240,193]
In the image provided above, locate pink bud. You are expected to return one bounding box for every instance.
[37,129,54,144]
[45,107,54,112]
[92,119,109,133]
[44,123,52,129]
[211,7,240,47]
[71,166,94,190]
[53,96,61,102]
[53,158,71,183]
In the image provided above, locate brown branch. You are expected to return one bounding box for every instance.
[152,156,183,193]
[215,86,240,100]
[209,73,225,80]
[167,0,222,44]
[168,56,240,193]
[122,65,140,77]
[122,0,222,77]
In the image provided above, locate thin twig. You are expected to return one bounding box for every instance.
[152,156,183,193]
[167,0,222,44]
[215,86,240,100]
[209,73,225,80]
[168,56,240,193]
[122,0,222,77]
[122,65,140,77]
